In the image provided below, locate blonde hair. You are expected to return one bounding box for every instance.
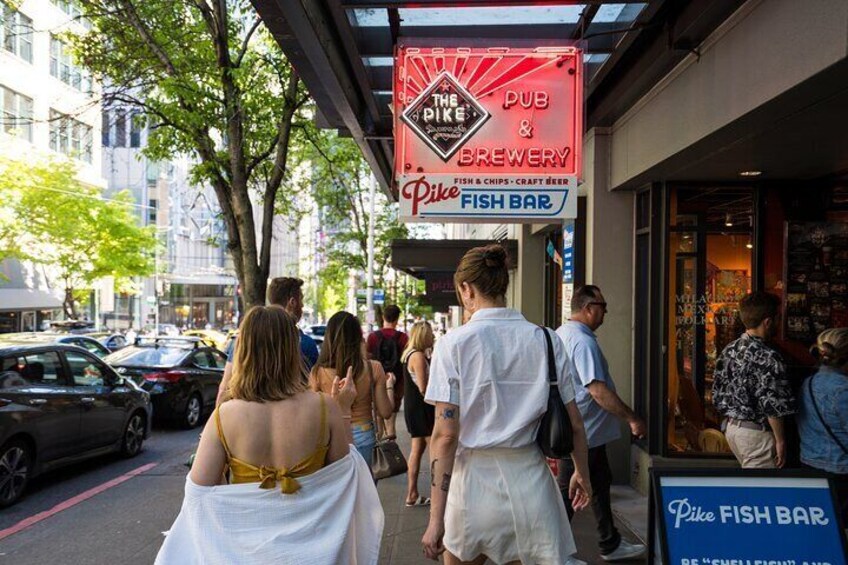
[811,328,848,370]
[402,321,434,362]
[229,306,307,402]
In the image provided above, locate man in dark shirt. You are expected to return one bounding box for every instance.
[367,304,408,439]
[712,292,795,468]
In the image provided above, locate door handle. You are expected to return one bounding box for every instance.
[80,397,95,404]
[29,398,48,406]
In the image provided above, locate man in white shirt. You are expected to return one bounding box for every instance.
[556,285,647,562]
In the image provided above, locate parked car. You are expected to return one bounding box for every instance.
[0,340,151,508]
[182,329,228,351]
[141,324,181,337]
[85,332,129,352]
[305,324,326,351]
[0,333,112,358]
[104,337,226,429]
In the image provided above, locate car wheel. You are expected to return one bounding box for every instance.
[121,412,145,457]
[183,393,203,429]
[0,439,32,508]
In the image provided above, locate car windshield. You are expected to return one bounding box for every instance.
[104,347,187,368]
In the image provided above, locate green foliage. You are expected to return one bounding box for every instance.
[293,124,409,318]
[0,156,156,317]
[70,0,310,308]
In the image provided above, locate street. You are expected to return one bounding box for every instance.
[0,426,195,564]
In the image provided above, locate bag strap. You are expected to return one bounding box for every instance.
[807,375,848,455]
[540,326,558,385]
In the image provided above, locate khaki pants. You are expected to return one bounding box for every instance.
[725,422,776,468]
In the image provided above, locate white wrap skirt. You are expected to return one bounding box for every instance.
[444,445,577,564]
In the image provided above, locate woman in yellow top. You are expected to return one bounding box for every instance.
[311,311,395,468]
[158,306,384,564]
[190,305,355,490]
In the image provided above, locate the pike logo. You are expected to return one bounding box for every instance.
[401,72,490,162]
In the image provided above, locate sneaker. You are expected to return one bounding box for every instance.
[601,539,647,561]
[565,557,588,565]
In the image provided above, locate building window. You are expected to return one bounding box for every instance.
[1,85,33,141]
[50,110,93,163]
[50,0,91,29]
[148,199,157,225]
[101,111,110,146]
[50,36,91,93]
[666,186,755,456]
[1,2,33,63]
[130,113,143,148]
[114,109,126,147]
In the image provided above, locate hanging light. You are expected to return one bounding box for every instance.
[725,213,733,227]
[746,238,753,249]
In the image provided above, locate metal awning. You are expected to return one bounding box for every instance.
[0,288,63,311]
[390,238,518,278]
[252,1,741,194]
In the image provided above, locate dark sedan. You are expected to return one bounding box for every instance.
[0,333,112,358]
[0,342,152,508]
[104,337,226,429]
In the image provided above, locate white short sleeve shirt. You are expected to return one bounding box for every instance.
[425,308,575,450]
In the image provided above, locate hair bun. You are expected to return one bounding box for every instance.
[482,246,506,269]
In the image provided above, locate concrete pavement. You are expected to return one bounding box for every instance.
[377,422,648,565]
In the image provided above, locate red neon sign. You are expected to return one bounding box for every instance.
[393,42,583,223]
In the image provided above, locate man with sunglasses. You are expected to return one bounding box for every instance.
[555,285,647,562]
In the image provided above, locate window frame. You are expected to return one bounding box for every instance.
[63,348,108,387]
[1,2,34,63]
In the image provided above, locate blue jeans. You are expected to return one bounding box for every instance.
[351,421,376,468]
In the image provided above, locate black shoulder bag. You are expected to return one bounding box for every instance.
[536,327,574,458]
[807,375,848,455]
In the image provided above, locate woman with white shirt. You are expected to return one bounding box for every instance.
[421,244,592,565]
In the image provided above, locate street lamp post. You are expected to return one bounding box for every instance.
[366,172,376,329]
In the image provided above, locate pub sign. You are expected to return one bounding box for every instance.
[394,42,583,223]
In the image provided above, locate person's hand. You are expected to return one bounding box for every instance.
[421,520,445,560]
[331,367,357,412]
[775,439,786,469]
[629,417,647,439]
[385,372,397,390]
[569,472,592,512]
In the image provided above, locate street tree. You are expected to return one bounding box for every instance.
[293,126,409,318]
[0,157,157,318]
[71,0,309,310]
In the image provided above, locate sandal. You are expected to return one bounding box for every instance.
[405,496,431,507]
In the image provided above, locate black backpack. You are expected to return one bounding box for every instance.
[374,331,402,377]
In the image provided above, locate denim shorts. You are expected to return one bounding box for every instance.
[351,421,376,468]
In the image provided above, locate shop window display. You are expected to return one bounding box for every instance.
[666,188,754,455]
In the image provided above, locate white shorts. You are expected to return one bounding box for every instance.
[444,445,577,564]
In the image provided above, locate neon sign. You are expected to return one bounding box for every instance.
[394,42,583,223]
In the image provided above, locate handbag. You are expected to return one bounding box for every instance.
[372,437,408,481]
[807,375,848,454]
[536,327,574,458]
[369,362,408,480]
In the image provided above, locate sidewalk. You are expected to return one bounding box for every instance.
[377,417,648,564]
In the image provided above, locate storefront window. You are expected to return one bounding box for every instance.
[667,187,754,455]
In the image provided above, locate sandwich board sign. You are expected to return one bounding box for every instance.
[650,469,848,565]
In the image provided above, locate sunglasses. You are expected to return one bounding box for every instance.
[588,301,608,313]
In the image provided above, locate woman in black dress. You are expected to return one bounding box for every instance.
[401,321,436,506]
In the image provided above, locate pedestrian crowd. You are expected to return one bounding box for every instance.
[155,244,847,564]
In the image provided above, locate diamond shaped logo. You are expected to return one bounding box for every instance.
[401,72,490,162]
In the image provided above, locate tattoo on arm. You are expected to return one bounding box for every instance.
[440,473,451,492]
[440,408,456,420]
[431,459,438,487]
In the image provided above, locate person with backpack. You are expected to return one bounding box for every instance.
[367,304,408,439]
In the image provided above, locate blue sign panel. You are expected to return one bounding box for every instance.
[563,221,575,284]
[653,472,847,565]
